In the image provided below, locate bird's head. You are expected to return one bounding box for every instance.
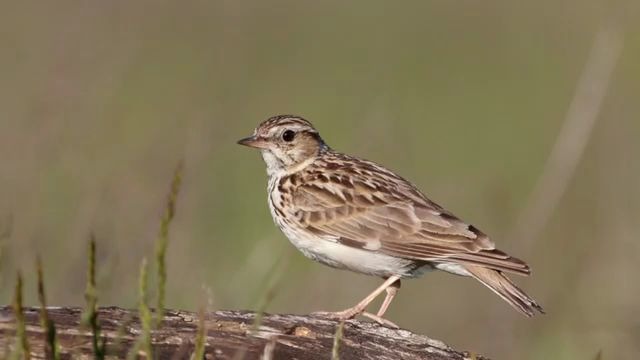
[237,115,327,176]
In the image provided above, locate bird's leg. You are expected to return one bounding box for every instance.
[312,275,401,328]
[360,278,401,328]
[375,279,401,317]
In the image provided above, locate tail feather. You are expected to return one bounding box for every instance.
[464,265,544,317]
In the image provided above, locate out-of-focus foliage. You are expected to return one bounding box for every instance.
[0,1,638,358]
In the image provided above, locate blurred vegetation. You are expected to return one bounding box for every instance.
[0,0,638,358]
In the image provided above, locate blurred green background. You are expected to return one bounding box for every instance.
[1,0,638,358]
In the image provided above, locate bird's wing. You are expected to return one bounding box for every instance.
[290,162,529,275]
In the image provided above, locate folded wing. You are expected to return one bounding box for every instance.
[291,168,529,276]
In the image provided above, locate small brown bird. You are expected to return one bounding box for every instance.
[238,115,543,327]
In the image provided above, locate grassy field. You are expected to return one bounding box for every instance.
[1,1,639,358]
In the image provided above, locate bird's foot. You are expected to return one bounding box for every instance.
[311,308,360,321]
[361,311,399,329]
[311,309,399,329]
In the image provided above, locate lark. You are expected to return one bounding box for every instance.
[238,115,543,327]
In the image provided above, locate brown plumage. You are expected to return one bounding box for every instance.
[238,115,543,325]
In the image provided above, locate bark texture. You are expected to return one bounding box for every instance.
[0,306,488,359]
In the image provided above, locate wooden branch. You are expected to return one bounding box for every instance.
[0,306,488,359]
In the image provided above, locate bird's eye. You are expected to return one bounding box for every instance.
[282,130,295,142]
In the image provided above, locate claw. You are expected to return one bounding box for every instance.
[308,276,403,328]
[310,309,359,321]
[361,312,399,329]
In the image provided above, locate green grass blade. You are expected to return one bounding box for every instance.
[36,256,60,360]
[11,271,30,360]
[154,160,184,327]
[191,307,206,360]
[128,258,153,360]
[81,237,105,359]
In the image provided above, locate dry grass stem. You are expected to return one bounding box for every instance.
[155,160,184,326]
[509,23,624,251]
[331,321,345,360]
[497,20,625,356]
[260,336,278,360]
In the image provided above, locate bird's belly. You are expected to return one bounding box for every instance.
[283,228,431,278]
[267,178,432,278]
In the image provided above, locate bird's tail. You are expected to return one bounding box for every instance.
[464,264,544,317]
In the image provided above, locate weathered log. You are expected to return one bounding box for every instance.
[0,306,487,359]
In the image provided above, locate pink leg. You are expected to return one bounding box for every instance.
[376,279,401,317]
[312,275,401,327]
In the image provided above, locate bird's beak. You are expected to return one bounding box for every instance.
[237,135,270,149]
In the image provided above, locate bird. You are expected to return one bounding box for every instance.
[238,115,543,327]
